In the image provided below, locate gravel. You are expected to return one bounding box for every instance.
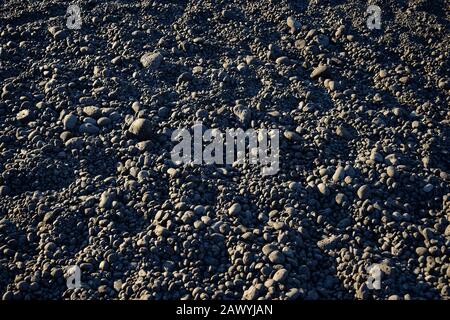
[0,0,448,301]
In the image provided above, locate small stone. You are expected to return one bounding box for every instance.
[332,166,345,182]
[65,137,84,149]
[356,283,369,299]
[228,203,241,215]
[275,56,290,65]
[386,166,396,177]
[167,168,179,177]
[288,181,301,190]
[131,101,141,113]
[48,27,67,40]
[415,247,427,256]
[192,66,203,75]
[286,288,301,299]
[310,65,329,78]
[83,106,101,118]
[99,260,109,271]
[422,156,430,168]
[335,193,346,205]
[16,109,35,123]
[262,244,277,256]
[444,225,450,237]
[63,113,77,130]
[370,151,383,162]
[177,72,192,83]
[294,39,306,49]
[317,183,329,195]
[99,191,114,209]
[284,131,301,141]
[336,125,351,139]
[43,211,56,224]
[0,185,10,196]
[268,250,285,264]
[79,123,99,134]
[113,280,123,292]
[423,183,433,193]
[237,63,248,72]
[128,118,153,141]
[317,235,337,250]
[140,52,163,69]
[272,269,288,283]
[193,205,206,215]
[97,117,111,127]
[286,16,300,32]
[242,286,259,300]
[357,185,370,200]
[421,228,434,241]
[17,281,29,291]
[154,225,168,237]
[54,30,68,40]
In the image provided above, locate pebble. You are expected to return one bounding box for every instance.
[16,109,35,123]
[140,52,163,69]
[228,203,241,215]
[386,166,396,177]
[242,286,259,300]
[286,16,300,32]
[268,250,285,264]
[0,185,10,196]
[99,191,114,209]
[423,183,434,193]
[154,225,169,237]
[272,269,288,283]
[79,123,100,134]
[317,183,329,195]
[310,65,329,78]
[128,118,153,141]
[332,166,345,182]
[357,185,370,200]
[415,247,428,256]
[97,117,111,127]
[63,113,77,130]
[0,1,447,302]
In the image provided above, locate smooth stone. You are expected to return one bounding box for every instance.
[317,183,329,195]
[286,16,300,32]
[332,166,345,182]
[310,65,328,78]
[79,123,99,134]
[63,113,77,130]
[99,191,114,209]
[423,184,434,193]
[140,52,163,69]
[357,185,370,200]
[386,166,396,177]
[268,250,285,264]
[272,268,288,283]
[128,118,153,141]
[228,203,241,215]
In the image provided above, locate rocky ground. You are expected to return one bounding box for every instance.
[0,0,449,300]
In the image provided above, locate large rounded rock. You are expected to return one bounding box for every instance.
[128,118,153,141]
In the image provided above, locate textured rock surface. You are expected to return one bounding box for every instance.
[0,0,448,301]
